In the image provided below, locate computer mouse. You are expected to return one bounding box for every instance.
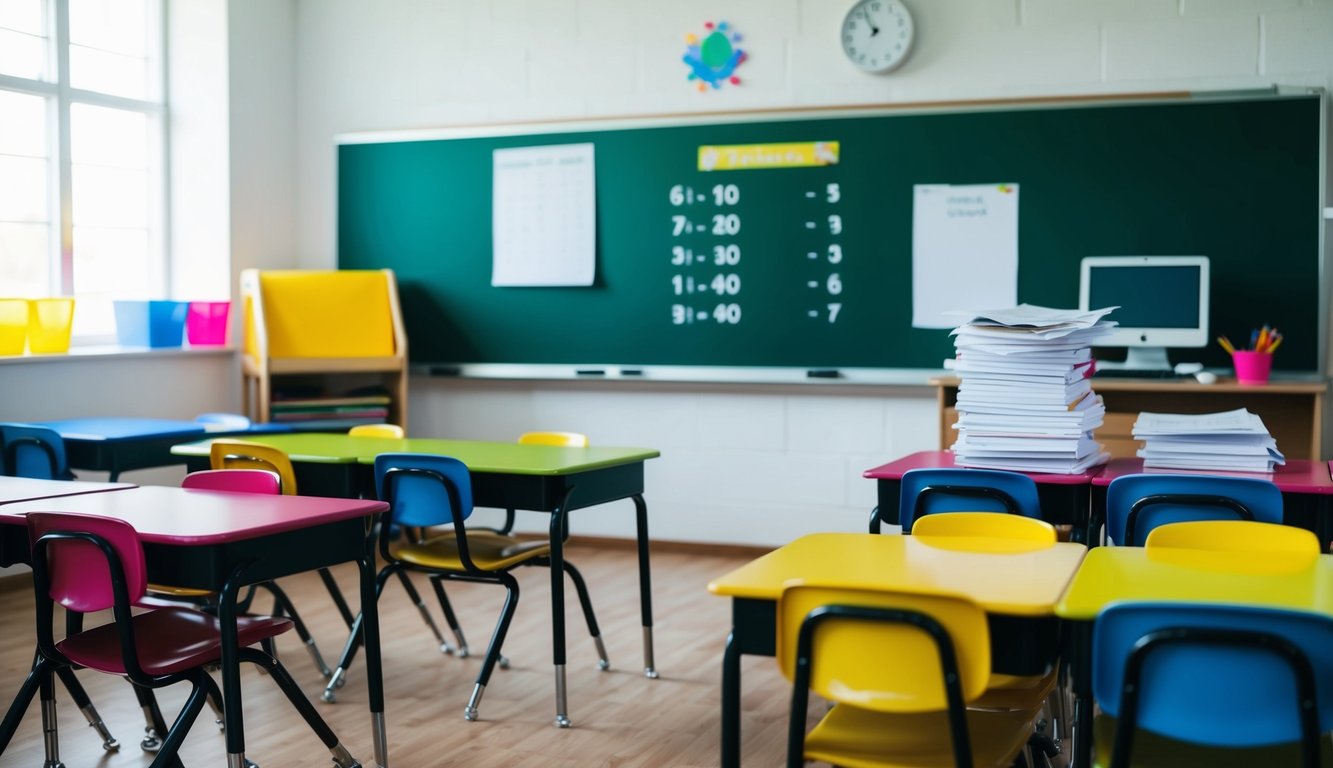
[1194,371,1218,384]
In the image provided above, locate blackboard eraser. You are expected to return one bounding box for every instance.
[576,368,606,376]
[807,369,841,379]
[429,365,462,376]
[620,368,644,376]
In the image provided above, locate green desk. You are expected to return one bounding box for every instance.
[172,432,661,727]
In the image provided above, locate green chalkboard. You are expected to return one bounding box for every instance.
[337,92,1324,373]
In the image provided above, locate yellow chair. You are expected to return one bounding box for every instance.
[1144,519,1320,556]
[517,431,588,448]
[491,431,589,535]
[208,440,298,494]
[910,511,1064,757]
[911,511,1058,544]
[348,424,404,439]
[778,584,1041,768]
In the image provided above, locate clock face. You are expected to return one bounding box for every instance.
[841,0,915,73]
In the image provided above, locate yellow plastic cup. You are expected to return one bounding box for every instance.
[27,298,75,354]
[0,299,28,355]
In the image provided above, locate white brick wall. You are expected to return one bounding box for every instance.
[266,0,1333,545]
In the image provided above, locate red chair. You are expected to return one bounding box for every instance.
[14,511,362,768]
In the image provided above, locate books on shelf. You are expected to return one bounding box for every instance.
[269,391,391,431]
[946,304,1117,474]
[1133,408,1286,473]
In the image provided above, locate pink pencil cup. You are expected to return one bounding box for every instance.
[1232,350,1272,385]
[186,301,230,346]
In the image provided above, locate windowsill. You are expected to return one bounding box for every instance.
[0,345,235,365]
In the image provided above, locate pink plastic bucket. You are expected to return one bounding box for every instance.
[186,301,230,346]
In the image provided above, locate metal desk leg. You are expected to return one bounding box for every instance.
[361,532,388,767]
[549,492,572,728]
[633,494,658,679]
[721,631,742,768]
[219,569,248,768]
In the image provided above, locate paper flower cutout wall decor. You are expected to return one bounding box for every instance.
[683,21,746,92]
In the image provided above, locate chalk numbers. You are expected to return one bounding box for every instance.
[669,182,745,326]
[667,178,846,327]
[804,183,846,324]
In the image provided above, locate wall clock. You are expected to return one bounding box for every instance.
[841,0,915,73]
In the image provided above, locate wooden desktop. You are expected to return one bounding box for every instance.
[931,375,1327,460]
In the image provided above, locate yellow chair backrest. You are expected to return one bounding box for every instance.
[911,511,1058,544]
[208,440,298,495]
[348,424,405,439]
[244,270,398,358]
[1145,520,1320,556]
[777,584,991,713]
[517,431,588,448]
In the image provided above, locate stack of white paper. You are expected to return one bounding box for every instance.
[946,304,1118,474]
[1133,409,1286,473]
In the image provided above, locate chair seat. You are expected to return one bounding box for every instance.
[1093,714,1333,768]
[57,607,292,677]
[973,669,1058,711]
[396,530,550,571]
[804,701,1039,768]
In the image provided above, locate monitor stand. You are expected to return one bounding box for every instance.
[1096,346,1173,376]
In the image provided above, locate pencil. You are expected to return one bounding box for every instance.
[1217,336,1236,354]
[1267,336,1282,353]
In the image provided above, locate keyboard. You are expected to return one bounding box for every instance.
[1093,368,1189,379]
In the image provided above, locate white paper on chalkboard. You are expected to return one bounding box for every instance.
[911,183,1019,329]
[492,143,596,287]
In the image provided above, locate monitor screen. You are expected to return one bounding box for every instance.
[1078,255,1210,370]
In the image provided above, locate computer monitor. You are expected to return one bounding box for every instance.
[1078,255,1210,371]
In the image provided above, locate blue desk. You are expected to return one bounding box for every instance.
[36,418,289,481]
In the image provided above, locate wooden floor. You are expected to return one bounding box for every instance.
[0,542,822,767]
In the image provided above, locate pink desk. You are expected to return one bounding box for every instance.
[0,476,134,504]
[0,477,136,566]
[863,450,1104,544]
[0,485,391,767]
[1090,457,1333,547]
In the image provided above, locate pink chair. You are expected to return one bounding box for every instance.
[14,511,360,768]
[181,468,281,495]
[113,469,332,756]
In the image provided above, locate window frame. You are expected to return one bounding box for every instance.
[0,0,169,344]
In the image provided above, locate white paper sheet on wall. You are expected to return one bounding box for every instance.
[911,183,1020,329]
[492,143,596,287]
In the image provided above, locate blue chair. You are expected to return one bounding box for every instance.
[1092,602,1333,768]
[1104,474,1282,547]
[324,453,607,724]
[897,468,1041,533]
[0,423,74,480]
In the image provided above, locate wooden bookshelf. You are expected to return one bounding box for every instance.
[240,269,408,428]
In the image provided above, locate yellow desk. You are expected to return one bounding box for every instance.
[708,532,1087,768]
[1055,546,1333,768]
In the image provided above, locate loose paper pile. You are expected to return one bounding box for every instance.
[946,304,1117,474]
[1133,408,1285,473]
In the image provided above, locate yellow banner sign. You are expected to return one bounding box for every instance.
[698,141,839,171]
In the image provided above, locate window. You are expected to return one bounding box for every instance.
[0,0,165,342]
